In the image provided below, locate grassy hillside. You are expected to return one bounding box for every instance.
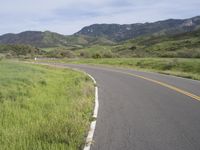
[0,24,200,59]
[1,27,199,59]
[59,28,200,59]
[48,58,200,80]
[0,31,72,48]
[0,60,94,150]
[0,31,62,48]
[104,28,199,58]
[0,31,115,49]
[75,45,116,58]
[66,35,115,46]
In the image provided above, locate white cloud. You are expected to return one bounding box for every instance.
[0,0,200,35]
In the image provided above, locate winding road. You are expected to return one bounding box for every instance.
[53,63,200,150]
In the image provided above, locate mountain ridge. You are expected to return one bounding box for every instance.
[0,15,200,48]
[75,16,200,41]
[0,31,114,48]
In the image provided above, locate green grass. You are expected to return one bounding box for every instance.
[0,60,94,150]
[111,29,200,58]
[45,58,200,81]
[75,45,114,58]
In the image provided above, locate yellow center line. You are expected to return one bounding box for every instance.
[124,72,200,101]
[85,65,200,102]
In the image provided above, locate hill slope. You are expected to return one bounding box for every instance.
[76,16,200,42]
[0,15,200,58]
[111,28,200,57]
[0,31,114,48]
[0,16,200,48]
[0,31,67,48]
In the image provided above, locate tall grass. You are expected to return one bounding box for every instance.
[0,60,94,150]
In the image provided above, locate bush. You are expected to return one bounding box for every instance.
[0,44,41,58]
[159,52,177,58]
[46,49,75,58]
[0,56,4,61]
[92,53,102,59]
[162,59,178,70]
[129,46,137,50]
[102,51,114,58]
[60,50,75,58]
[79,51,91,58]
[5,53,12,59]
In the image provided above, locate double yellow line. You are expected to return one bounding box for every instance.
[87,65,200,102]
[123,72,200,101]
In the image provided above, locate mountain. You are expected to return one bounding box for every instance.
[0,31,115,48]
[0,16,200,49]
[75,16,200,41]
[0,31,69,48]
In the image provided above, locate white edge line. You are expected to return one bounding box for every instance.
[25,62,99,150]
[70,69,99,150]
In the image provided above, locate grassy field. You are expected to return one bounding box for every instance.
[0,60,94,150]
[43,58,200,81]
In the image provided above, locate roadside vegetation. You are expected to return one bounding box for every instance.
[0,44,44,58]
[0,60,94,150]
[1,28,200,59]
[45,58,200,81]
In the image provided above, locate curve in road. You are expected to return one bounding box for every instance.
[53,63,200,150]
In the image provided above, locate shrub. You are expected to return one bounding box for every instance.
[46,49,75,58]
[161,59,178,70]
[60,50,75,58]
[0,56,3,61]
[129,46,137,50]
[102,51,114,58]
[92,53,102,59]
[79,51,91,58]
[5,53,12,59]
[0,44,41,58]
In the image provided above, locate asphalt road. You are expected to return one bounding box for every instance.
[58,64,200,150]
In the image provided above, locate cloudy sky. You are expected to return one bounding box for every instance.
[0,0,200,35]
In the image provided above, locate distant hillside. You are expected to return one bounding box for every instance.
[1,16,200,48]
[0,31,114,48]
[111,28,200,58]
[1,28,200,58]
[75,16,200,42]
[0,15,200,58]
[0,31,65,48]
